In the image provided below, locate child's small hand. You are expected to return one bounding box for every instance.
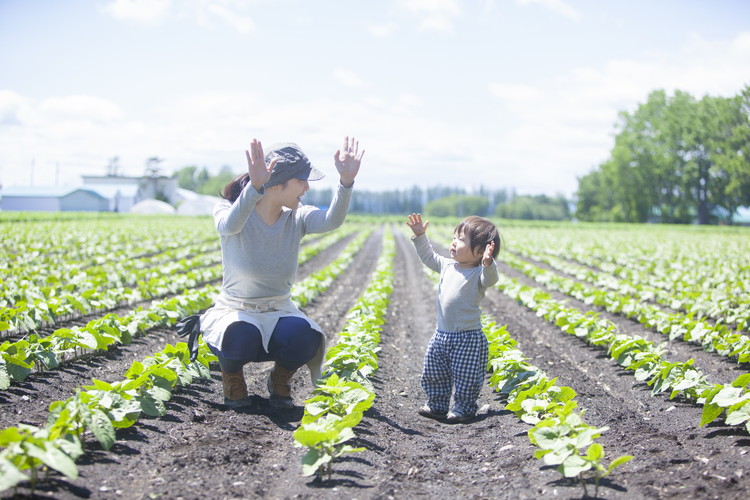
[482,241,495,267]
[406,213,429,236]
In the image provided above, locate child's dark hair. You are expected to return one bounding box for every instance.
[221,173,251,203]
[454,216,502,259]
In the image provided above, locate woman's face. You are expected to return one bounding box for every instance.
[278,177,309,209]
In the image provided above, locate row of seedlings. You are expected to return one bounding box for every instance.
[502,251,750,363]
[1,224,357,338]
[0,333,217,495]
[482,317,632,498]
[509,241,749,332]
[0,286,219,390]
[293,228,396,480]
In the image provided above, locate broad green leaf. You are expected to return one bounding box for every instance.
[0,457,28,491]
[300,447,331,477]
[147,384,173,402]
[125,361,145,379]
[89,408,116,450]
[529,426,565,449]
[543,445,576,466]
[732,373,750,389]
[187,361,210,379]
[87,379,115,391]
[572,426,606,449]
[0,363,10,390]
[137,395,166,417]
[712,386,748,408]
[560,454,591,478]
[700,402,724,427]
[76,330,99,349]
[26,442,79,479]
[725,401,750,426]
[586,443,604,460]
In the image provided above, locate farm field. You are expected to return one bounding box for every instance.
[1,214,749,499]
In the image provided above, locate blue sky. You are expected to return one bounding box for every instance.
[1,0,748,198]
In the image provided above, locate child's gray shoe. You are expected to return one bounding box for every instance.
[446,409,475,423]
[418,405,448,420]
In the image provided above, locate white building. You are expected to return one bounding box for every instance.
[0,175,179,212]
[0,186,115,212]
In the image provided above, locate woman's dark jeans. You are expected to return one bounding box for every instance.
[208,316,321,373]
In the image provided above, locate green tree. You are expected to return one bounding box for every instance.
[576,86,750,224]
[173,165,199,191]
[575,169,608,222]
[496,194,570,221]
[424,195,489,217]
[704,85,750,223]
[198,166,236,197]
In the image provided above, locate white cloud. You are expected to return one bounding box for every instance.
[103,0,172,24]
[367,22,398,37]
[0,90,30,126]
[516,0,580,21]
[484,30,750,195]
[398,93,423,107]
[333,69,366,88]
[205,2,256,34]
[396,0,462,34]
[488,83,543,102]
[38,96,123,124]
[103,0,256,34]
[2,5,749,200]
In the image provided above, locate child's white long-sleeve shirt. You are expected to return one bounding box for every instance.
[412,233,498,332]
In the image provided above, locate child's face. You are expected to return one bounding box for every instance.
[449,230,482,266]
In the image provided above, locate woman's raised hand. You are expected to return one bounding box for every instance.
[246,139,277,191]
[334,136,365,188]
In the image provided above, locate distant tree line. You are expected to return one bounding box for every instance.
[174,85,749,225]
[576,85,750,224]
[306,188,570,220]
[172,167,573,221]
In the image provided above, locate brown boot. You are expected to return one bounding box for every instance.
[267,362,296,409]
[221,369,252,409]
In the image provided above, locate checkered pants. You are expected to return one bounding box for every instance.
[420,329,488,415]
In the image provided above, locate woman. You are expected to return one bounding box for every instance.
[200,137,365,409]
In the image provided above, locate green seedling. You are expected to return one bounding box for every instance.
[294,412,365,481]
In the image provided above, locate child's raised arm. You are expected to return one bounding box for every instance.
[482,241,495,267]
[406,213,430,236]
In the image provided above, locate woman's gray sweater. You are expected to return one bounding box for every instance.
[215,182,353,300]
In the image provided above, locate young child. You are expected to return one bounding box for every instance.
[406,213,501,423]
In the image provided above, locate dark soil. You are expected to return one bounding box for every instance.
[2,227,749,500]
